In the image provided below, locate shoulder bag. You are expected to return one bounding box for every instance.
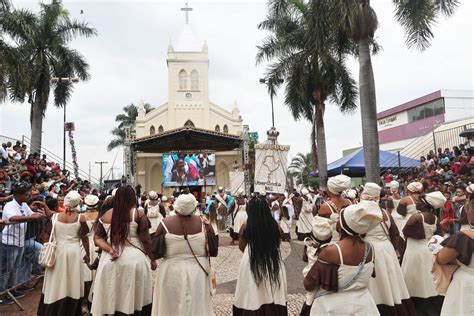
[38,213,59,268]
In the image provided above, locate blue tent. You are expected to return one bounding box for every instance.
[325,148,420,177]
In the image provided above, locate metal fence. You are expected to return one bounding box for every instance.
[0,218,44,310]
[433,123,474,153]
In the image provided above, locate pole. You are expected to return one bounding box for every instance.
[63,103,66,170]
[88,162,91,182]
[397,151,401,168]
[95,161,108,191]
[270,94,275,128]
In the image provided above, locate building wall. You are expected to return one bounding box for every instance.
[444,97,474,122]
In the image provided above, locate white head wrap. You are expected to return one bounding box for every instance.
[466,183,474,194]
[271,200,280,209]
[236,188,245,197]
[424,191,446,209]
[148,191,159,200]
[174,193,198,216]
[389,180,399,192]
[312,216,333,242]
[84,194,99,208]
[111,188,118,197]
[344,189,358,200]
[64,191,82,208]
[301,188,309,196]
[161,195,168,202]
[327,175,351,195]
[340,202,382,235]
[407,182,423,193]
[362,182,382,200]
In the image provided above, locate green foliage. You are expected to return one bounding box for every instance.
[0,1,96,109]
[107,103,153,151]
[288,152,314,187]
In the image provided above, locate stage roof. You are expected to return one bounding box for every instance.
[131,126,243,153]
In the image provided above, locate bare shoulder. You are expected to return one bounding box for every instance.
[317,244,339,264]
[318,203,330,217]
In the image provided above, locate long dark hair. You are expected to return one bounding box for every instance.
[110,186,136,250]
[244,196,281,287]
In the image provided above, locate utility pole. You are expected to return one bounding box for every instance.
[95,161,108,191]
[51,77,79,170]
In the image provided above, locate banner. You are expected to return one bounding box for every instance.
[229,171,245,195]
[254,143,290,194]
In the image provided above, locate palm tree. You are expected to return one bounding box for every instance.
[1,1,96,153]
[257,0,358,189]
[329,0,459,182]
[107,103,153,151]
[288,153,311,186]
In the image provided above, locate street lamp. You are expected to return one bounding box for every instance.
[259,77,284,128]
[51,77,79,170]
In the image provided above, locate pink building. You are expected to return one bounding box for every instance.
[377,90,474,152]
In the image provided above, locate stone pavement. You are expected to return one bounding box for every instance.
[1,232,308,315]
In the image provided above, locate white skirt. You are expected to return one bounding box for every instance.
[401,238,438,298]
[367,238,411,306]
[233,211,248,235]
[234,247,287,311]
[441,264,474,316]
[297,212,313,234]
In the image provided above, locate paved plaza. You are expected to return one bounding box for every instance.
[1,231,307,316]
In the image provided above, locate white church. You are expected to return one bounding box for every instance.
[133,5,244,194]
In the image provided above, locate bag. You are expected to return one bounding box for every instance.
[431,256,458,295]
[38,213,58,268]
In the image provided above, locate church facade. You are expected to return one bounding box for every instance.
[134,23,243,194]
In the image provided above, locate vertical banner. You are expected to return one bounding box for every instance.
[254,143,290,194]
[229,171,245,195]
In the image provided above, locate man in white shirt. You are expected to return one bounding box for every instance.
[0,144,8,166]
[1,184,44,295]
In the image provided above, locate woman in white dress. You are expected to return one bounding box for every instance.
[361,183,416,316]
[394,181,422,240]
[401,191,445,315]
[231,188,248,244]
[81,194,100,312]
[297,188,314,241]
[91,186,156,315]
[234,196,288,315]
[38,191,90,316]
[300,216,333,316]
[145,191,164,236]
[318,175,352,244]
[436,199,474,316]
[151,193,218,316]
[304,202,381,315]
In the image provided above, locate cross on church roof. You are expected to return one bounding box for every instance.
[181,1,193,24]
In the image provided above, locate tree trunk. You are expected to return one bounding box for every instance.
[315,101,328,190]
[30,96,44,154]
[358,37,380,183]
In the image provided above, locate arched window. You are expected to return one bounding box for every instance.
[223,124,229,133]
[184,120,195,128]
[215,125,220,132]
[191,70,199,90]
[179,70,187,90]
[150,125,156,135]
[158,125,164,133]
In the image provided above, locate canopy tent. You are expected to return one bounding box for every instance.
[325,148,420,177]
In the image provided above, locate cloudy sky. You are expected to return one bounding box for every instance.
[1,0,473,182]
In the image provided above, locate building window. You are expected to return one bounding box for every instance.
[179,70,187,90]
[408,99,445,123]
[150,125,156,135]
[223,124,229,133]
[158,125,164,133]
[184,120,195,127]
[191,70,199,90]
[215,125,220,132]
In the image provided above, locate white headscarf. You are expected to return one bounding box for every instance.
[424,191,446,209]
[64,191,82,208]
[389,180,399,192]
[327,175,351,195]
[340,202,382,235]
[312,216,333,242]
[407,182,423,193]
[361,182,382,201]
[174,193,198,216]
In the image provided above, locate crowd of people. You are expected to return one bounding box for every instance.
[0,140,473,315]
